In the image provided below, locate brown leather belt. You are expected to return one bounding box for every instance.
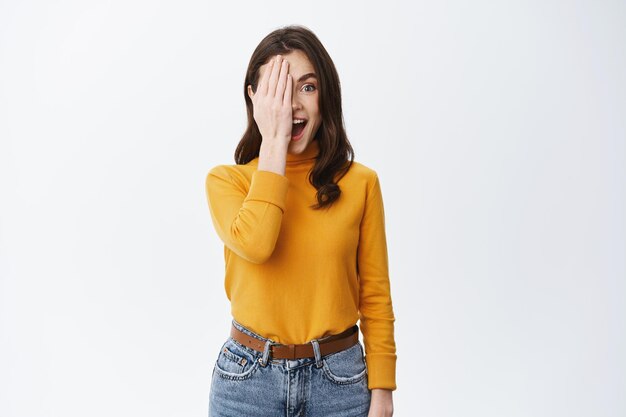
[230,323,359,360]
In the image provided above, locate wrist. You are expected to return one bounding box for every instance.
[257,141,288,175]
[259,140,287,155]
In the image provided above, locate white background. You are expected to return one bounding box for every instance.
[1,1,624,416]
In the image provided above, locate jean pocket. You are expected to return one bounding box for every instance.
[321,342,368,385]
[213,337,259,380]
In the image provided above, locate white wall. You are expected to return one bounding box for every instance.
[0,0,624,416]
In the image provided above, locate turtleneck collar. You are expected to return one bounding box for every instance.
[286,138,320,165]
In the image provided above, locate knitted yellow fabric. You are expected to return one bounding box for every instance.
[205,139,397,390]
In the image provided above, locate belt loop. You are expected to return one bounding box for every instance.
[259,339,273,367]
[310,339,323,368]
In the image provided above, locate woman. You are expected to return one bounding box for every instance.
[205,25,396,417]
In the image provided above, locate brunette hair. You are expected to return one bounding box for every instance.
[235,24,354,210]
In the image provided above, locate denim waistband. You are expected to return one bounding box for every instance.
[231,318,357,345]
[231,318,275,343]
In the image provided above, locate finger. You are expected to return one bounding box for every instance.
[283,73,292,108]
[276,59,288,102]
[257,59,274,96]
[267,55,282,97]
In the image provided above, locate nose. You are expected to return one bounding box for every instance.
[291,94,302,111]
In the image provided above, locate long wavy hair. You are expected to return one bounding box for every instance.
[235,25,354,210]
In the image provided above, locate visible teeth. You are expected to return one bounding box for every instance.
[293,119,306,124]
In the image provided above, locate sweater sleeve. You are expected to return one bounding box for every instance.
[205,166,290,264]
[357,171,397,391]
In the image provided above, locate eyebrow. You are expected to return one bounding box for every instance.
[296,73,317,83]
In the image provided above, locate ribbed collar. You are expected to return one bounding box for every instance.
[286,138,320,165]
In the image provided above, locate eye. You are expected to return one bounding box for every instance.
[302,84,316,92]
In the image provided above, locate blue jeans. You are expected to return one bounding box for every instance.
[208,319,371,417]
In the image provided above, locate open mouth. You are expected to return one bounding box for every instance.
[292,120,307,139]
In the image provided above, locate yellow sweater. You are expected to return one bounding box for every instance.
[204,139,397,391]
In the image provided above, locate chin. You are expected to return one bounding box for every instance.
[290,137,309,150]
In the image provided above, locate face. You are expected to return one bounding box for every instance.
[248,50,321,156]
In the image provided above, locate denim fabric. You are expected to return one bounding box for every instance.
[208,319,371,417]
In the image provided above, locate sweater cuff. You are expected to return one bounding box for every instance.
[244,169,290,212]
[365,353,397,391]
